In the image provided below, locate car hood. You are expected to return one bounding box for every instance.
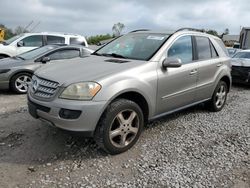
[231,58,250,67]
[0,57,32,68]
[35,56,145,86]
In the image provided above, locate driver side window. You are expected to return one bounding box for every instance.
[21,35,43,47]
[167,36,193,64]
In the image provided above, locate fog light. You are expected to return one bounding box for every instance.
[59,109,81,119]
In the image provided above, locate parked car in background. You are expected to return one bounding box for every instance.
[227,47,241,57]
[231,50,250,85]
[0,45,93,93]
[0,32,88,59]
[28,29,231,154]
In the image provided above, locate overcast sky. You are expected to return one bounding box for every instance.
[0,0,248,36]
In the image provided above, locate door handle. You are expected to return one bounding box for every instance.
[189,69,197,75]
[217,63,222,67]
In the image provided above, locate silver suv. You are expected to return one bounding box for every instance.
[28,29,231,154]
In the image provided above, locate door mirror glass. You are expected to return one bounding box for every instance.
[41,56,50,63]
[17,41,24,47]
[162,57,182,68]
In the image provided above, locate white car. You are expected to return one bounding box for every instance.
[0,32,88,59]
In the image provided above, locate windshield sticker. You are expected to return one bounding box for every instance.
[147,36,165,40]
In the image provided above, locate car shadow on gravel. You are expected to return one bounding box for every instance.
[0,90,23,95]
[0,117,108,166]
[232,83,250,90]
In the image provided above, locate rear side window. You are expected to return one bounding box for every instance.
[167,36,193,64]
[47,36,65,44]
[70,38,86,46]
[21,35,43,47]
[48,49,80,60]
[196,36,211,60]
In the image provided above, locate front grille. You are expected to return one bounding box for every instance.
[31,75,59,99]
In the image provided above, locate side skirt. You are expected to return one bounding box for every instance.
[149,98,211,122]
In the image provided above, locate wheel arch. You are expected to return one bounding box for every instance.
[9,70,34,86]
[0,53,10,58]
[220,75,231,92]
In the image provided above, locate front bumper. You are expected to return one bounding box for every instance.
[231,66,250,84]
[27,91,107,135]
[0,73,10,90]
[0,80,9,90]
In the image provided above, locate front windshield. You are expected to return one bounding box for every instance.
[233,52,250,59]
[95,33,169,60]
[17,45,57,60]
[4,34,24,45]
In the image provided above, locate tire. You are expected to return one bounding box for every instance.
[207,81,228,112]
[94,99,144,155]
[10,73,32,94]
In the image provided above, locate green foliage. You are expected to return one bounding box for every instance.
[206,30,220,37]
[0,24,15,39]
[112,22,125,36]
[87,34,114,45]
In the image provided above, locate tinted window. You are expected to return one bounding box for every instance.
[47,36,65,44]
[168,36,193,64]
[196,36,211,60]
[70,38,86,46]
[21,35,43,47]
[48,49,80,60]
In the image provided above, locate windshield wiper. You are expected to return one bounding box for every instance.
[101,53,127,59]
[92,52,102,56]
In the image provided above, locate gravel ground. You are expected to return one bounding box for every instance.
[0,86,249,188]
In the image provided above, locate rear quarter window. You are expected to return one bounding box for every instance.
[215,39,229,56]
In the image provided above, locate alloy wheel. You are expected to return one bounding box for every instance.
[15,75,32,93]
[109,109,139,148]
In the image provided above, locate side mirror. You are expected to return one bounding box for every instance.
[17,41,24,47]
[162,57,182,69]
[41,56,50,64]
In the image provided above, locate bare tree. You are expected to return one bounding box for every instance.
[112,22,125,36]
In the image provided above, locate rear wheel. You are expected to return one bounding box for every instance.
[94,99,144,154]
[0,55,9,59]
[207,81,228,112]
[10,73,32,94]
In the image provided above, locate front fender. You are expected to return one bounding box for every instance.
[94,78,157,118]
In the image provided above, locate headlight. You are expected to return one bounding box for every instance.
[60,82,101,100]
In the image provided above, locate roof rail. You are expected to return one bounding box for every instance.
[175,28,205,33]
[129,29,150,33]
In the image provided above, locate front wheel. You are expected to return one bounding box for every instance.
[10,73,32,94]
[207,81,228,112]
[94,99,144,154]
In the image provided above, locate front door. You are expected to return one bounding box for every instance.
[156,35,198,115]
[16,35,43,55]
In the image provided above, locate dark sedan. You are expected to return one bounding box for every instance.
[0,45,93,93]
[231,50,250,85]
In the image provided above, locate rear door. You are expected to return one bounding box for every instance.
[156,35,198,114]
[45,35,65,45]
[194,36,221,101]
